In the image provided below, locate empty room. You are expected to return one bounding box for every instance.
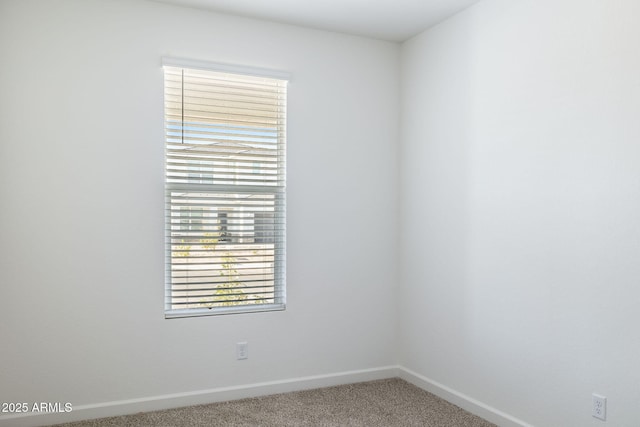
[1,0,639,426]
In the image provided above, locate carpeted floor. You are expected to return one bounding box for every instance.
[52,378,496,427]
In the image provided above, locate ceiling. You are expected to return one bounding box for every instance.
[151,0,482,42]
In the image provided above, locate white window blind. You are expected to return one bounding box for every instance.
[164,60,287,318]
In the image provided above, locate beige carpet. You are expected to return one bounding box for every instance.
[52,378,496,427]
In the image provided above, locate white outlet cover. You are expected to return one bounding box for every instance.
[236,342,248,360]
[592,394,606,421]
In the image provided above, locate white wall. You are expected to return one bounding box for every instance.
[4,0,639,426]
[0,0,399,424]
[400,0,640,425]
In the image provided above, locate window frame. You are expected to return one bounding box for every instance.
[162,57,289,319]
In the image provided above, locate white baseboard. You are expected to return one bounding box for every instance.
[398,367,534,427]
[1,366,532,427]
[0,366,400,427]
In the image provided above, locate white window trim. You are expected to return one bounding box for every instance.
[161,57,291,82]
[163,58,288,318]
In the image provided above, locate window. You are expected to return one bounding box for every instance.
[163,58,288,318]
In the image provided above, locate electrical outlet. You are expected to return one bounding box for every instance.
[592,394,606,421]
[236,342,248,360]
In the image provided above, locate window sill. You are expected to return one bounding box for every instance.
[165,303,286,319]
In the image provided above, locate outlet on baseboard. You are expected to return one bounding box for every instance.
[592,393,606,421]
[236,342,248,360]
